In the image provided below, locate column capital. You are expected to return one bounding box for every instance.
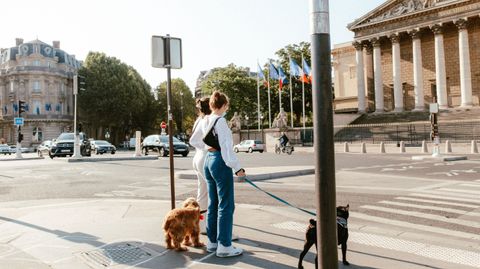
[353,41,363,51]
[389,33,400,44]
[409,29,421,39]
[455,18,468,30]
[430,24,443,35]
[363,42,373,54]
[371,37,381,47]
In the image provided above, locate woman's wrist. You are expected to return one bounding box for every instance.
[235,168,245,176]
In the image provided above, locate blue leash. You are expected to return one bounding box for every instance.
[242,177,316,217]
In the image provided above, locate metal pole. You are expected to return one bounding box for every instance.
[289,56,294,128]
[257,63,261,131]
[302,54,306,133]
[166,35,176,210]
[268,67,272,128]
[310,0,338,268]
[72,75,81,159]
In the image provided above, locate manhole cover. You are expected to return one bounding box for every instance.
[80,242,154,268]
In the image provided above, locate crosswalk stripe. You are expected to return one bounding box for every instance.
[438,188,480,195]
[361,205,480,229]
[409,193,480,205]
[351,212,480,240]
[395,197,479,209]
[378,201,468,215]
[414,190,480,203]
[460,183,480,188]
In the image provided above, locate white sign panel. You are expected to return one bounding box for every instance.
[151,35,182,69]
[429,103,439,113]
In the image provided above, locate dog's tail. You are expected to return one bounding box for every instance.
[163,217,173,231]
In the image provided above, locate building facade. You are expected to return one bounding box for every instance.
[346,0,480,113]
[332,42,359,112]
[0,38,81,147]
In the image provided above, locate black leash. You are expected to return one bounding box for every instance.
[242,177,316,217]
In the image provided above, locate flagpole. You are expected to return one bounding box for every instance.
[289,57,294,128]
[302,54,306,133]
[268,66,272,128]
[257,62,261,131]
[279,76,282,113]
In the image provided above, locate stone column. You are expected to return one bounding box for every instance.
[372,37,384,112]
[390,34,403,112]
[354,41,366,113]
[364,43,375,112]
[431,24,448,108]
[410,29,425,111]
[455,18,473,107]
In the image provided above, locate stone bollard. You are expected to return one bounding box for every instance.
[445,140,452,153]
[361,142,367,153]
[471,140,478,154]
[380,142,386,153]
[399,141,406,153]
[344,142,349,153]
[421,140,428,153]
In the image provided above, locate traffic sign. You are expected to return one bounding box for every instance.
[161,121,167,129]
[14,117,24,126]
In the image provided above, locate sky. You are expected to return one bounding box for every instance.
[0,0,385,92]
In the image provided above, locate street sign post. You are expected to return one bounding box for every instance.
[14,117,24,126]
[152,34,183,210]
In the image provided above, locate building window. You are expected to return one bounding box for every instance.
[10,81,14,93]
[33,81,41,93]
[33,127,42,142]
[33,100,41,115]
[349,66,356,79]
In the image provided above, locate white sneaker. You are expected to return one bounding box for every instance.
[216,243,243,257]
[206,240,217,253]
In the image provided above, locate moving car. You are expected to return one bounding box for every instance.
[91,140,116,154]
[37,140,53,157]
[142,134,189,157]
[49,132,91,159]
[233,140,264,153]
[0,144,11,155]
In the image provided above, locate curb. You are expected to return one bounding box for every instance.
[0,156,44,161]
[67,156,159,162]
[411,155,468,161]
[175,168,315,182]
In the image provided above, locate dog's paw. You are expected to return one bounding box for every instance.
[175,246,188,251]
[182,240,193,246]
[193,242,205,247]
[343,260,350,266]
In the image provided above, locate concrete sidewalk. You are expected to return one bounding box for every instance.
[0,197,477,269]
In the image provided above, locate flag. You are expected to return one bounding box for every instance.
[289,59,301,77]
[269,62,279,80]
[258,63,268,87]
[301,58,312,83]
[277,66,288,89]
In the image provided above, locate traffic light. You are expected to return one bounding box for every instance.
[78,123,82,133]
[18,133,23,143]
[18,100,26,115]
[73,75,86,94]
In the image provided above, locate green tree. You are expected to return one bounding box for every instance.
[155,78,196,136]
[78,52,158,145]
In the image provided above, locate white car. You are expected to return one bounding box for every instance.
[233,140,264,153]
[0,144,12,155]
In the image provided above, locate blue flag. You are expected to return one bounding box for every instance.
[269,63,279,80]
[289,59,301,77]
[257,64,265,80]
[277,66,288,89]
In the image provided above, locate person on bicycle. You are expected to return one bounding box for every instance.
[279,132,289,149]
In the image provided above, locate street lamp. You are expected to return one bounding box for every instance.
[180,91,184,136]
[105,130,110,141]
[260,114,264,142]
[245,115,249,139]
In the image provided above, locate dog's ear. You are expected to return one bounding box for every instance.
[309,219,316,225]
[346,204,349,210]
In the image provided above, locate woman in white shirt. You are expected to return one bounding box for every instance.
[203,91,245,257]
[189,97,211,234]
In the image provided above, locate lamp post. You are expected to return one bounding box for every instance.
[72,75,82,159]
[180,91,184,136]
[245,115,249,139]
[260,114,264,142]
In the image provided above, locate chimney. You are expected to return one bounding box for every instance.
[53,41,60,49]
[15,38,23,46]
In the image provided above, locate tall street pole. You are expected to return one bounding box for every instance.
[166,35,176,210]
[310,1,338,268]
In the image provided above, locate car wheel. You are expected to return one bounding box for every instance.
[49,154,54,159]
[234,147,239,153]
[259,150,264,153]
[182,152,188,157]
[159,147,167,157]
[111,151,116,155]
[248,147,253,153]
[143,147,149,156]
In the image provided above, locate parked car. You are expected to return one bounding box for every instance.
[8,145,30,153]
[49,132,91,159]
[37,140,53,157]
[0,144,12,155]
[91,140,116,154]
[233,140,264,153]
[142,135,189,157]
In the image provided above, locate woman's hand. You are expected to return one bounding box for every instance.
[237,170,246,177]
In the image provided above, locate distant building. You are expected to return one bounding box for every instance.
[332,42,359,112]
[0,38,81,147]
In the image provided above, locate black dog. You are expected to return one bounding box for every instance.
[298,204,350,269]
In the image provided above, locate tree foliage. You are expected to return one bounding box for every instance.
[78,52,158,144]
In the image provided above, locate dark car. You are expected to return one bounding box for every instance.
[49,132,91,159]
[142,134,189,157]
[91,140,116,155]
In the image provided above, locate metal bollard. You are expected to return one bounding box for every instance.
[471,140,478,154]
[361,142,367,153]
[399,141,405,153]
[445,140,452,153]
[344,142,349,153]
[380,142,386,153]
[421,140,428,153]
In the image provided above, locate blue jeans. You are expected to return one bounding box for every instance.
[204,151,234,247]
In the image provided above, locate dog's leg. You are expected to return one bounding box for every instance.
[165,232,174,249]
[341,242,349,265]
[182,234,192,246]
[173,235,187,251]
[298,239,314,269]
[191,227,205,247]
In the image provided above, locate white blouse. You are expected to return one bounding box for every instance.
[189,117,207,151]
[203,114,242,172]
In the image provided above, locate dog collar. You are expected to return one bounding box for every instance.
[336,217,348,229]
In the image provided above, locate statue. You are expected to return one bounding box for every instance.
[272,108,288,129]
[229,112,242,132]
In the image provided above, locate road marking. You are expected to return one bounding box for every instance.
[438,188,480,195]
[460,183,480,188]
[378,200,469,215]
[409,193,480,205]
[414,190,480,203]
[361,205,480,229]
[395,197,479,209]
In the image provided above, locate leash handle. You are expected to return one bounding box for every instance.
[242,177,316,217]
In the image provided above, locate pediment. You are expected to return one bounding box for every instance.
[348,0,460,30]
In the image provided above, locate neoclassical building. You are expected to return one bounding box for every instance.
[344,0,480,113]
[0,38,81,147]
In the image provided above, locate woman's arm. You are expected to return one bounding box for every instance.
[189,118,206,150]
[216,118,242,173]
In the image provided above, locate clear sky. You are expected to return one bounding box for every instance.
[0,0,385,92]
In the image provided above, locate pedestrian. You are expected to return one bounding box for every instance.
[203,91,245,257]
[188,97,211,234]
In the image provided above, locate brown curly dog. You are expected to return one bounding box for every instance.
[163,198,205,251]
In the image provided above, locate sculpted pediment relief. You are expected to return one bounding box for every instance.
[351,0,457,28]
